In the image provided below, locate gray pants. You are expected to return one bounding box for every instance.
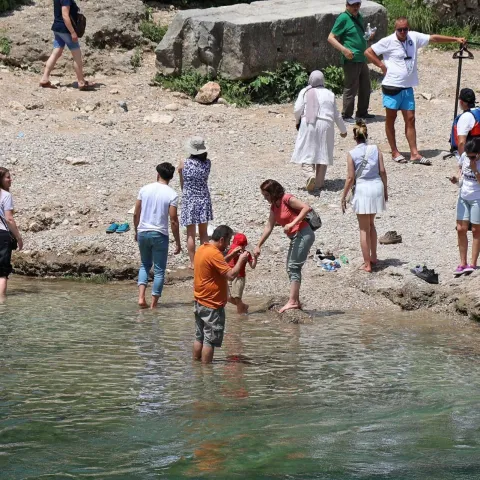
[286,225,315,283]
[342,62,371,119]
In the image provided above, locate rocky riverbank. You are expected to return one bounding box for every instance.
[0,48,479,321]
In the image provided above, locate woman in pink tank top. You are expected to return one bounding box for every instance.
[254,179,315,313]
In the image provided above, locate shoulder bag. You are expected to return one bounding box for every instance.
[283,196,322,231]
[0,212,18,251]
[345,145,373,203]
[70,11,87,38]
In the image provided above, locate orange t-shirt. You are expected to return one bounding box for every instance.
[194,243,231,309]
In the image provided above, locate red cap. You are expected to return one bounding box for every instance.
[232,233,248,247]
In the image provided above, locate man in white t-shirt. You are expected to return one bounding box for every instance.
[365,17,465,165]
[451,88,480,157]
[133,162,181,309]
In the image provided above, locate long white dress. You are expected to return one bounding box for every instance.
[291,87,347,166]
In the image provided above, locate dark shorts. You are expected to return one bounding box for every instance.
[0,230,13,278]
[194,301,226,348]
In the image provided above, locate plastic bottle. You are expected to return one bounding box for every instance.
[364,23,377,40]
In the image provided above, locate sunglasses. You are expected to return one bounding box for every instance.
[396,28,409,33]
[466,154,479,160]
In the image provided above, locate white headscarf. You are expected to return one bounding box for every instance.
[305,70,325,125]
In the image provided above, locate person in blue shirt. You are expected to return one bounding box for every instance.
[39,0,95,90]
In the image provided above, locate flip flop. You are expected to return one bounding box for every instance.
[106,222,119,234]
[392,154,407,164]
[116,222,130,233]
[39,81,58,89]
[410,157,432,166]
[78,81,96,91]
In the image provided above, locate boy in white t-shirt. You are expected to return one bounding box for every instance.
[365,17,465,165]
[449,138,480,275]
[133,163,182,309]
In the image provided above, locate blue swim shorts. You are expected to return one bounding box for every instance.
[383,87,415,111]
[53,31,80,51]
[457,196,480,224]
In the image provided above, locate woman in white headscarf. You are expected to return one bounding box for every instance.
[292,70,348,192]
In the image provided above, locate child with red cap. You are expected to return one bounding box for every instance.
[226,233,257,314]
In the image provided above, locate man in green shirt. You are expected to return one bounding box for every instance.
[328,0,375,122]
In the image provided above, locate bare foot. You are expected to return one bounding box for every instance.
[279,302,300,313]
[237,303,249,315]
[138,301,149,309]
[359,263,372,273]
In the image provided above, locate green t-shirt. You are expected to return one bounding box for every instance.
[331,11,367,64]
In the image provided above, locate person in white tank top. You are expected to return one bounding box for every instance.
[341,121,388,272]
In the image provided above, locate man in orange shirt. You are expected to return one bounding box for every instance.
[193,225,249,364]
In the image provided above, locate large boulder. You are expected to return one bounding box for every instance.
[155,0,387,81]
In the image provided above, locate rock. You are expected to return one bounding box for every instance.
[164,103,179,111]
[172,92,189,99]
[421,92,433,101]
[118,101,128,112]
[25,102,44,111]
[28,221,43,233]
[84,103,100,113]
[195,82,221,105]
[156,0,387,80]
[217,97,229,106]
[66,156,89,166]
[144,113,174,124]
[8,101,26,111]
[110,89,119,94]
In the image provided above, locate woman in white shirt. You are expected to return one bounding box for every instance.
[341,121,388,273]
[291,71,347,193]
[449,138,480,275]
[0,167,23,300]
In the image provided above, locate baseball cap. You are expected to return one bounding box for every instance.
[347,0,362,4]
[459,88,476,107]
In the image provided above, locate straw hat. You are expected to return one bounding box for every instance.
[185,136,208,155]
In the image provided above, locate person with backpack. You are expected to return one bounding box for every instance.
[451,88,480,157]
[40,0,94,90]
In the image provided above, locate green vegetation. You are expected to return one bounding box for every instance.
[140,7,168,43]
[0,36,12,55]
[0,0,29,13]
[61,273,112,284]
[377,0,480,50]
[131,47,142,70]
[154,62,346,107]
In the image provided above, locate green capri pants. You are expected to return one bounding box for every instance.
[286,225,315,283]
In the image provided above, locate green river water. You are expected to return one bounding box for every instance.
[1,279,480,479]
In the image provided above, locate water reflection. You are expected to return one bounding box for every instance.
[1,279,480,479]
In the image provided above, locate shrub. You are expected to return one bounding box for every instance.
[131,47,142,70]
[153,62,346,107]
[377,0,480,49]
[0,0,28,14]
[140,21,168,43]
[0,36,12,55]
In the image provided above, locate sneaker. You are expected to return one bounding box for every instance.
[463,265,475,274]
[342,116,355,124]
[306,176,316,192]
[411,265,439,284]
[379,231,402,245]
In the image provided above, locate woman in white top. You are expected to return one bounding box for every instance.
[341,121,388,273]
[291,70,347,193]
[449,137,480,275]
[0,167,23,300]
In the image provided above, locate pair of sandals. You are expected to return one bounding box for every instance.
[106,222,130,234]
[39,80,96,91]
[393,154,431,166]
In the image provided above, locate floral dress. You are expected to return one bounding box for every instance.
[180,156,213,227]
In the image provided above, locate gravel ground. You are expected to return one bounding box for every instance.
[0,48,479,313]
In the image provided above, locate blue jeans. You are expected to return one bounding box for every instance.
[137,231,169,297]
